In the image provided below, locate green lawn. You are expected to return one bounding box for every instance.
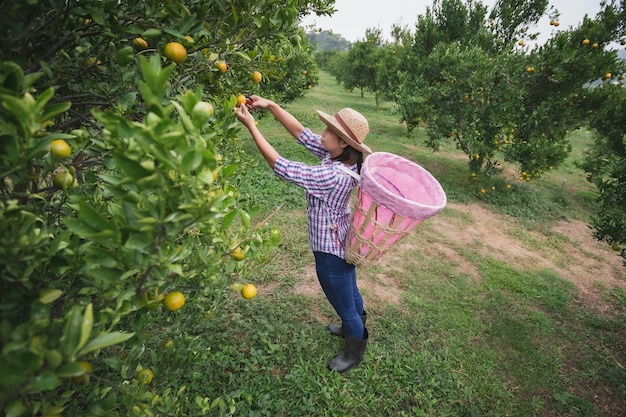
[147,72,625,417]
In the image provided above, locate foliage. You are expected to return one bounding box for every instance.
[325,0,626,246]
[0,0,332,415]
[307,30,352,51]
[579,83,626,248]
[258,28,320,102]
[332,28,385,101]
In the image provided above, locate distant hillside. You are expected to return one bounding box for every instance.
[307,30,351,51]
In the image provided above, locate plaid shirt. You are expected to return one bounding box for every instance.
[274,128,358,258]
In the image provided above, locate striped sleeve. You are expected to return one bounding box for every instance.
[297,128,328,160]
[274,156,336,197]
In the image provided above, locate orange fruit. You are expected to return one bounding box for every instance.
[251,70,262,83]
[241,284,257,299]
[53,171,74,189]
[164,339,173,348]
[236,94,247,107]
[83,57,97,67]
[163,291,185,311]
[192,101,214,119]
[216,60,228,73]
[79,361,93,374]
[582,39,590,45]
[135,368,154,384]
[50,139,71,159]
[72,360,93,383]
[132,37,148,50]
[231,247,245,260]
[164,42,187,63]
[592,42,599,49]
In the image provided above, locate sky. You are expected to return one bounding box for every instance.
[301,0,605,43]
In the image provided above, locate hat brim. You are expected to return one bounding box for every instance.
[317,110,372,154]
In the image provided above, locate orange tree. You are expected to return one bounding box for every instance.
[579,81,626,252]
[394,0,624,179]
[0,0,333,415]
[331,28,385,103]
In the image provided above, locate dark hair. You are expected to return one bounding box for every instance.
[331,146,364,173]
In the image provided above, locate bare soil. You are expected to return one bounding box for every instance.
[290,202,626,311]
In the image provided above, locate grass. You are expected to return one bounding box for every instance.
[149,72,625,416]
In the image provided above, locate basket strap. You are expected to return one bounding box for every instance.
[336,164,360,181]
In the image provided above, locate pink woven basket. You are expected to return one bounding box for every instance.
[345,152,447,267]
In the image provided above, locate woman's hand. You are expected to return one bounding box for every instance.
[247,95,273,110]
[234,103,256,130]
[234,100,279,169]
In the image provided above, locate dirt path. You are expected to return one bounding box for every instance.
[290,202,626,311]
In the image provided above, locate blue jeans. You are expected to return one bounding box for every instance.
[313,251,365,339]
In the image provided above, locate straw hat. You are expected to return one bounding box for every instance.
[317,108,372,154]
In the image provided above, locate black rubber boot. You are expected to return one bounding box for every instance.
[327,328,368,373]
[327,311,367,337]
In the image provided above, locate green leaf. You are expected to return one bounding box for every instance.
[75,201,117,233]
[60,306,83,359]
[221,210,238,231]
[178,14,197,35]
[34,87,54,112]
[44,132,75,140]
[84,267,125,284]
[30,371,60,392]
[65,219,120,246]
[116,46,135,66]
[113,154,153,180]
[39,60,53,79]
[56,361,85,378]
[83,246,120,268]
[181,150,203,173]
[233,51,252,61]
[5,399,26,417]
[79,331,135,355]
[0,361,26,385]
[172,101,195,133]
[239,209,251,229]
[0,61,24,94]
[141,28,163,38]
[124,232,154,250]
[78,303,93,352]
[0,94,31,121]
[18,351,43,372]
[39,289,63,304]
[163,27,184,38]
[117,92,137,110]
[41,102,71,121]
[90,12,106,26]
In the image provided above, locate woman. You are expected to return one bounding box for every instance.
[234,95,371,373]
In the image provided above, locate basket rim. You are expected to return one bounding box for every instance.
[361,152,447,219]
